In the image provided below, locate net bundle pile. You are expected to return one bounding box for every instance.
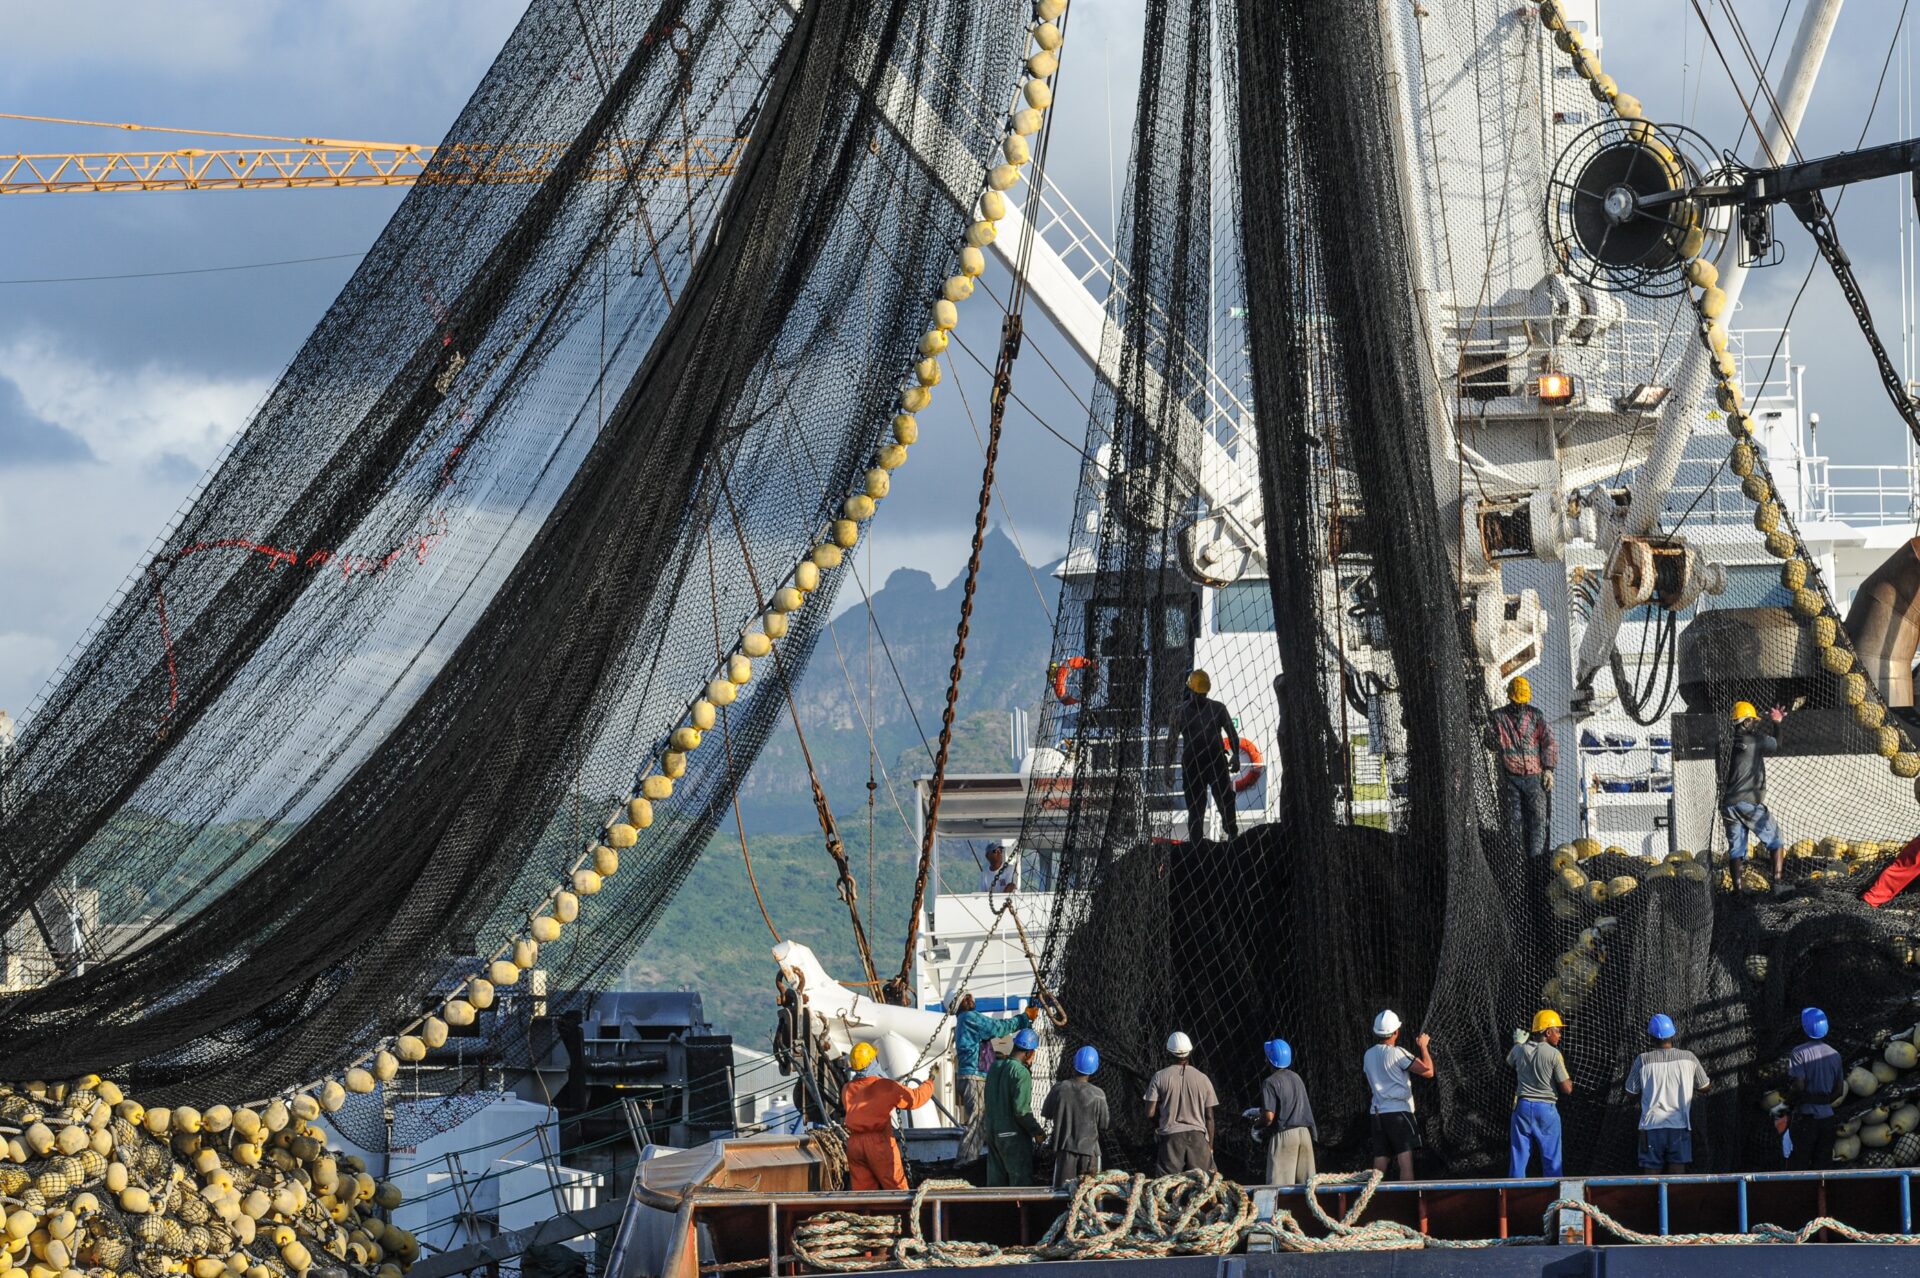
[0,0,1032,1109]
[1025,0,1920,1179]
[1015,0,1513,1177]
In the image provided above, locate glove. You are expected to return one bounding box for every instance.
[1240,1107,1261,1121]
[1542,771,1555,793]
[1024,1005,1042,1021]
[1512,1028,1529,1046]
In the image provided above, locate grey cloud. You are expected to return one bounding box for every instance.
[147,451,204,484]
[0,376,96,467]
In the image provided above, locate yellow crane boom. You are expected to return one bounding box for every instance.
[0,113,744,195]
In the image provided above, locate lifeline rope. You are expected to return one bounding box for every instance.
[787,1169,1920,1270]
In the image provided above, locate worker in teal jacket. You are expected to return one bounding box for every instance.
[984,1027,1046,1185]
[953,993,1037,1163]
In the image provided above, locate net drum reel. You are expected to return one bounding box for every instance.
[1548,120,1732,298]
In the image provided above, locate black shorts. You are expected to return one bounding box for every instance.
[1370,1111,1422,1157]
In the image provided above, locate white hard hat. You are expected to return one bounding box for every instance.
[1166,1031,1193,1055]
[1372,1009,1402,1036]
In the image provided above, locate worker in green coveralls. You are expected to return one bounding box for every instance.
[984,1027,1045,1185]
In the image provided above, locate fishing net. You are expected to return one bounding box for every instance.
[1028,0,1920,1181]
[0,0,1031,1102]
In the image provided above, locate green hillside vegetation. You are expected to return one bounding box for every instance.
[631,529,1060,1039]
[737,528,1056,830]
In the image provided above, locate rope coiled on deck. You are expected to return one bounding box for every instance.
[791,1171,1254,1270]
[788,1169,1920,1269]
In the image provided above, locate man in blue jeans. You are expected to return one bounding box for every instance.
[1508,1009,1572,1177]
[1484,677,1556,861]
[1723,700,1787,891]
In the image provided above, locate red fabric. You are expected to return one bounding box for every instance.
[847,1130,907,1191]
[1864,835,1920,907]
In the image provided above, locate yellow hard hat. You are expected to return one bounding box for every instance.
[1531,1009,1564,1033]
[1187,670,1211,695]
[1508,677,1532,704]
[1731,700,1758,722]
[849,1042,877,1072]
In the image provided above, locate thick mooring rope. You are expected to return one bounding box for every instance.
[792,1172,1254,1271]
[787,1169,1920,1269]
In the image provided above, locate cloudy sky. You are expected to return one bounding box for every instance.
[0,1,1915,717]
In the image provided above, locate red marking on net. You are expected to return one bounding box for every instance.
[439,411,481,490]
[155,588,178,714]
[150,512,451,727]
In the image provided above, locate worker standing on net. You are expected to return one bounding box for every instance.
[1723,700,1788,891]
[1784,1007,1845,1169]
[1041,1045,1109,1187]
[841,1043,934,1191]
[952,994,1039,1165]
[1145,1032,1219,1175]
[1483,677,1556,863]
[1625,1014,1710,1173]
[1170,671,1239,842]
[1507,1010,1572,1178]
[984,1027,1046,1186]
[1364,1010,1434,1181]
[1256,1038,1317,1185]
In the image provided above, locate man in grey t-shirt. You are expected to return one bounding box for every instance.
[1143,1032,1218,1175]
[1042,1045,1110,1186]
[1626,1014,1710,1172]
[1507,1009,1572,1178]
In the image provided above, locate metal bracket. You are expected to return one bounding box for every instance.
[1555,1179,1588,1245]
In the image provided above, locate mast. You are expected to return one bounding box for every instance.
[1575,0,1844,686]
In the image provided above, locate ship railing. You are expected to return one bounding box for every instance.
[636,1162,1920,1278]
[1723,327,1796,403]
[896,27,1257,464]
[1804,458,1920,526]
[1448,308,1689,410]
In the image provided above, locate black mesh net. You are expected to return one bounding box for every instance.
[1024,0,1920,1181]
[0,0,1029,1103]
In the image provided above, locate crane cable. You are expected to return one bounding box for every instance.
[885,14,1070,1007]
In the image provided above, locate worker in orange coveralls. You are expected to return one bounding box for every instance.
[842,1042,936,1190]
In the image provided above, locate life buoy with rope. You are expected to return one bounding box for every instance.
[1229,736,1264,792]
[1051,655,1091,705]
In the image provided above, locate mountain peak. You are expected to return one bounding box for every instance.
[881,565,937,596]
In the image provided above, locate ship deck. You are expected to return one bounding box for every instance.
[607,1137,1920,1278]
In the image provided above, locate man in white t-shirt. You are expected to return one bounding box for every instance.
[1625,1013,1710,1173]
[1362,1009,1434,1181]
[978,841,1019,894]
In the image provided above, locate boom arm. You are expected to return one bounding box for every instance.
[0,137,745,195]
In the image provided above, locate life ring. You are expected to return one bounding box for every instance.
[1051,656,1092,705]
[1229,736,1264,792]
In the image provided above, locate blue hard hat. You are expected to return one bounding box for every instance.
[1073,1045,1100,1076]
[1647,1014,1676,1040]
[1263,1038,1293,1069]
[1013,1027,1040,1051]
[1802,1007,1829,1040]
